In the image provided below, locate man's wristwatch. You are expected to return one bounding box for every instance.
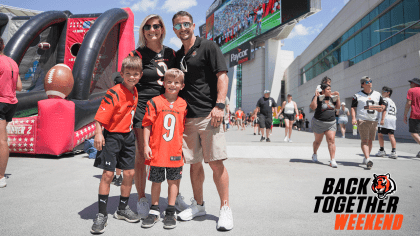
[215,103,225,109]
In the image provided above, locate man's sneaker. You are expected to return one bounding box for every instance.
[283,136,288,142]
[137,197,150,219]
[362,158,367,165]
[389,151,398,159]
[216,201,233,231]
[114,205,140,223]
[330,159,338,168]
[0,177,7,188]
[416,151,420,158]
[141,209,160,228]
[288,139,293,143]
[163,211,177,229]
[178,198,206,221]
[175,193,190,212]
[91,213,108,234]
[260,136,265,142]
[366,158,373,169]
[312,154,318,162]
[376,150,386,157]
[114,175,123,186]
[266,138,271,142]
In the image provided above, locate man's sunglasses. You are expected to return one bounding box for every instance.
[144,24,161,31]
[174,22,192,30]
[364,80,372,84]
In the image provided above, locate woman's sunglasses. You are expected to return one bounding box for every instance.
[174,22,191,30]
[144,24,162,31]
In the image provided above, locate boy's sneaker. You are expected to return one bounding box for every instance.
[0,177,7,188]
[91,213,108,234]
[216,201,233,231]
[175,193,190,212]
[366,158,373,169]
[137,197,150,219]
[141,209,160,228]
[266,138,271,142]
[178,198,206,221]
[283,136,288,142]
[114,176,123,186]
[260,136,265,142]
[330,159,338,168]
[163,211,177,229]
[288,139,293,143]
[376,150,386,157]
[114,205,140,223]
[312,154,318,162]
[389,151,398,159]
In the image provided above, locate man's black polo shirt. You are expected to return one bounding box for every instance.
[176,36,228,118]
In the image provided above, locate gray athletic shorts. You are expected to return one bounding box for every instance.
[312,117,337,134]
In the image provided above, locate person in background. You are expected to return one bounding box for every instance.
[336,102,350,138]
[404,78,420,158]
[278,94,299,142]
[376,86,397,159]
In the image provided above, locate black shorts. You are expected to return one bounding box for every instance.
[378,127,395,135]
[409,118,420,133]
[258,114,272,129]
[147,166,183,183]
[0,102,18,122]
[93,129,136,171]
[284,113,295,121]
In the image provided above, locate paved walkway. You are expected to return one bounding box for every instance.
[1,126,419,235]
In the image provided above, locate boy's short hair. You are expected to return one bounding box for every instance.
[164,68,184,84]
[121,56,142,73]
[321,76,331,84]
[172,11,193,24]
[382,86,393,97]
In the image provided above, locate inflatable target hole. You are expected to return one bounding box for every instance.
[70,43,81,57]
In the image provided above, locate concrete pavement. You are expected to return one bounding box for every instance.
[1,125,419,235]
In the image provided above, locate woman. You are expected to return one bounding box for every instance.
[129,15,188,218]
[336,102,350,138]
[0,36,23,188]
[309,84,340,168]
[278,94,299,142]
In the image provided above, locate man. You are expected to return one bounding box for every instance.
[235,107,245,131]
[172,11,233,231]
[404,78,420,158]
[351,76,385,169]
[256,90,277,142]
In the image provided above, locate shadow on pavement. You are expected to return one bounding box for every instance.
[289,159,329,166]
[191,214,218,222]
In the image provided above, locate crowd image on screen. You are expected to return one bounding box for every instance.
[212,0,281,47]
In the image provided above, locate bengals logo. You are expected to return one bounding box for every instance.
[156,61,168,85]
[371,173,397,200]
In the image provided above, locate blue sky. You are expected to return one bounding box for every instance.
[6,0,350,57]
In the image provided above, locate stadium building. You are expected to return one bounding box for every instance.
[285,0,420,138]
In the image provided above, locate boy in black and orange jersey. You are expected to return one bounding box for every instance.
[141,69,187,229]
[91,56,142,234]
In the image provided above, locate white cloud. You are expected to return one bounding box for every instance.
[288,23,323,39]
[120,0,134,5]
[344,0,349,4]
[131,0,159,12]
[169,37,182,49]
[161,0,197,13]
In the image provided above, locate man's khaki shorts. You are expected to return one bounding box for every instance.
[357,120,378,141]
[182,116,228,164]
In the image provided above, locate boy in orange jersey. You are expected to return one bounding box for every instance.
[91,56,142,234]
[141,68,187,229]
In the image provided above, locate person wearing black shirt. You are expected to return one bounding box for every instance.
[256,90,277,142]
[309,84,341,168]
[172,11,233,231]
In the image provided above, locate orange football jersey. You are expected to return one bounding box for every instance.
[95,84,138,133]
[236,110,244,119]
[142,95,187,168]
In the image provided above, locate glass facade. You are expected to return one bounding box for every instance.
[301,0,420,85]
[236,64,242,108]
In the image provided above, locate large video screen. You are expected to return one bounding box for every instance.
[209,0,282,54]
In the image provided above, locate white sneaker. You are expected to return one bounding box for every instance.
[216,201,233,231]
[376,150,386,157]
[362,158,367,165]
[312,154,318,162]
[366,158,373,169]
[137,197,150,219]
[178,198,206,221]
[389,151,398,159]
[0,177,6,188]
[342,136,345,138]
[288,139,293,143]
[330,159,338,168]
[175,193,190,212]
[283,136,288,142]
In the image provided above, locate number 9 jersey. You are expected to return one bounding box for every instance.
[351,90,384,121]
[142,95,188,168]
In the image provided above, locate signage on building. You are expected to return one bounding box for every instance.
[229,41,251,67]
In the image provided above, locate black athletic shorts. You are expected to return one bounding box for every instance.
[378,127,394,135]
[258,114,272,129]
[0,102,18,122]
[147,166,183,183]
[409,118,420,133]
[284,113,295,121]
[94,129,136,171]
